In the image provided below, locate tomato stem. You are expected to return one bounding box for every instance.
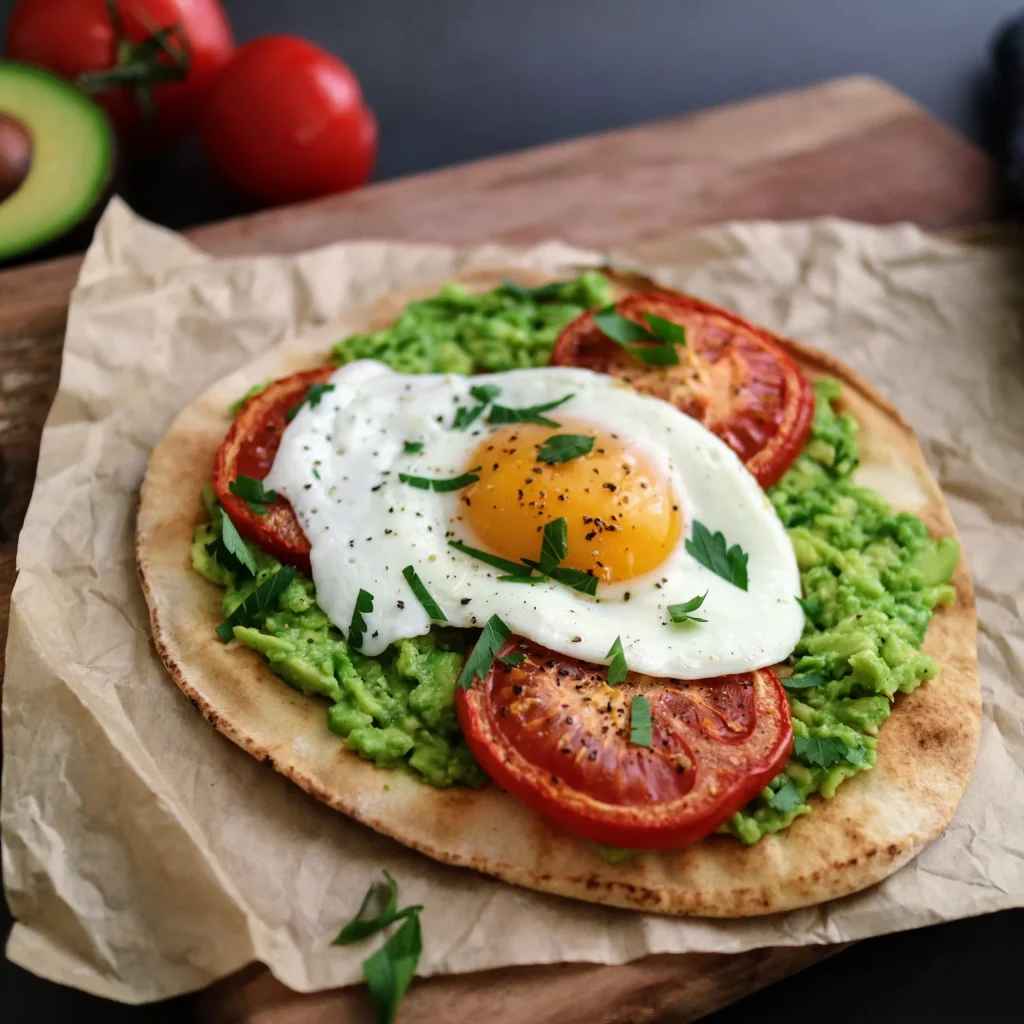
[75,1,192,125]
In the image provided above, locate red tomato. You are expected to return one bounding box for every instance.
[200,35,377,205]
[5,0,234,145]
[212,367,335,572]
[550,292,815,488]
[457,638,793,849]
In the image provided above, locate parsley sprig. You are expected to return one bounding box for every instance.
[536,433,595,464]
[457,615,511,690]
[216,565,297,642]
[667,592,707,624]
[593,306,684,366]
[229,475,278,515]
[333,871,423,1024]
[685,521,749,590]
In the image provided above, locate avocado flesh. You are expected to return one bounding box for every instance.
[0,62,114,261]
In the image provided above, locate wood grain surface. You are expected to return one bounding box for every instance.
[0,74,1001,1022]
[198,946,848,1024]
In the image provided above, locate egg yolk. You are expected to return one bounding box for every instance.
[461,420,682,583]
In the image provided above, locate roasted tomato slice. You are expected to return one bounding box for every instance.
[550,292,814,488]
[456,638,792,849]
[212,367,335,572]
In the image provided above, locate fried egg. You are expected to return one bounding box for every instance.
[264,361,803,679]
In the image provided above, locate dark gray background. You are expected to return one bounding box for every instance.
[2,0,1024,227]
[3,0,1023,1021]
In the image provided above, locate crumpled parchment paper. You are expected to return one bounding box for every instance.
[3,198,1023,1002]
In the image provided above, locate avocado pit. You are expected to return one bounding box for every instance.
[0,112,32,202]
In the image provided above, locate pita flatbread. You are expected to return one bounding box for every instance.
[136,269,980,917]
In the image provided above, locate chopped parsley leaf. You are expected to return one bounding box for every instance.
[794,735,857,768]
[629,695,652,746]
[457,615,511,690]
[487,393,573,428]
[538,516,568,573]
[536,433,595,464]
[229,475,278,515]
[401,566,448,621]
[207,509,258,577]
[332,871,419,945]
[592,306,683,365]
[348,589,375,650]
[452,403,486,430]
[362,912,421,1024]
[470,383,501,403]
[770,780,804,812]
[228,381,269,417]
[782,672,828,690]
[332,872,423,1024]
[520,517,599,594]
[452,384,501,430]
[606,636,628,685]
[667,592,707,624]
[215,565,297,642]
[286,382,336,423]
[398,469,480,492]
[448,540,527,576]
[685,521,749,590]
[450,519,598,595]
[403,441,424,454]
[306,382,335,408]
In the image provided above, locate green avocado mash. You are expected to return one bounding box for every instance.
[330,272,612,373]
[194,483,481,787]
[721,377,958,842]
[195,276,958,845]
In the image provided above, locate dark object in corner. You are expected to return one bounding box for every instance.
[991,13,1024,207]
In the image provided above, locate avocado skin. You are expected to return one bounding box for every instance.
[0,62,116,266]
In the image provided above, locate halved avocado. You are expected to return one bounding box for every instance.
[0,62,115,262]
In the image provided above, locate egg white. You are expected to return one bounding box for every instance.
[264,361,803,679]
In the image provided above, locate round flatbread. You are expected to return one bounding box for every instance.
[137,269,980,917]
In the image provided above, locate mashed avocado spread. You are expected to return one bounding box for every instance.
[192,275,957,843]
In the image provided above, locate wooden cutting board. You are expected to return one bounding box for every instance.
[0,75,1001,1022]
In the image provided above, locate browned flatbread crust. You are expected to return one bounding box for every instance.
[136,269,980,917]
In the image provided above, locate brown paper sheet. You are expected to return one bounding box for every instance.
[3,199,1023,1002]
